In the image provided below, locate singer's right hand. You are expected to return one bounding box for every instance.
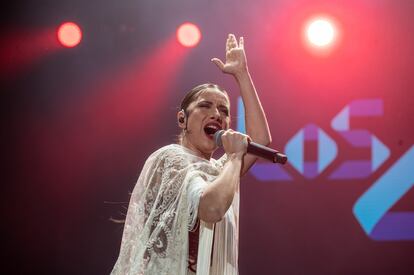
[220,129,249,157]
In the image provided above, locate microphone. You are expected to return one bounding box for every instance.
[214,130,287,164]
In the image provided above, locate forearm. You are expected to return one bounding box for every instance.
[198,153,243,223]
[235,69,272,145]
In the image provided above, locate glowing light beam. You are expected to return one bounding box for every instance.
[57,22,82,48]
[176,23,201,48]
[306,19,335,47]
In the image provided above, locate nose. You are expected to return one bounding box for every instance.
[210,108,222,122]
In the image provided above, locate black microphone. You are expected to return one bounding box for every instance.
[214,130,287,164]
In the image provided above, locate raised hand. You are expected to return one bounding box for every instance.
[211,34,248,77]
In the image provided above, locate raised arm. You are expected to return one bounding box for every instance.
[212,34,272,176]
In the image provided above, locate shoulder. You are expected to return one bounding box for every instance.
[146,144,193,168]
[149,144,187,159]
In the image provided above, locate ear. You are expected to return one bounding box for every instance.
[177,110,186,129]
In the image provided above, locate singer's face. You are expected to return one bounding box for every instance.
[182,88,230,159]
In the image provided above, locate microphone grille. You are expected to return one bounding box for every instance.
[214,130,224,147]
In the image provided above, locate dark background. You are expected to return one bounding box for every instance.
[2,0,414,274]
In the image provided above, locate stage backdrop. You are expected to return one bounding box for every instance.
[2,0,413,274]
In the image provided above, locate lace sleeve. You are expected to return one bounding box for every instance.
[111,145,221,275]
[186,174,208,231]
[214,154,228,170]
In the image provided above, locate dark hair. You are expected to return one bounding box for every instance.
[178,83,229,142]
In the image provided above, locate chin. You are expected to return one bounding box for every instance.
[201,140,217,155]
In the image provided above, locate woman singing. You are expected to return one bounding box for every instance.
[111,33,271,275]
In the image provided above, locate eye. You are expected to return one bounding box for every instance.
[198,102,211,108]
[220,108,229,116]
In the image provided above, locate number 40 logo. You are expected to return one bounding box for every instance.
[237,97,414,241]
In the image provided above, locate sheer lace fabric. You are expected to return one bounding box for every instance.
[111,144,239,275]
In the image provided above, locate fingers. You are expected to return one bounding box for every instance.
[240,132,250,147]
[239,36,244,49]
[226,34,238,52]
[221,129,250,154]
[226,34,244,52]
[226,35,230,52]
[229,34,237,50]
[211,58,225,70]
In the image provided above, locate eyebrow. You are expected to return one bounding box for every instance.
[199,100,229,109]
[200,101,229,112]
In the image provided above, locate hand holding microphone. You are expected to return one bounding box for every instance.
[214,130,287,164]
[215,129,249,157]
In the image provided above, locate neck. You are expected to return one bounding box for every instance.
[180,137,212,160]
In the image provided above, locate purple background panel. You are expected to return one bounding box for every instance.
[304,124,318,141]
[329,161,372,179]
[350,99,383,116]
[250,164,293,181]
[340,130,372,147]
[370,212,414,241]
[304,161,318,179]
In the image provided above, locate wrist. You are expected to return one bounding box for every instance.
[233,68,250,81]
[227,152,245,161]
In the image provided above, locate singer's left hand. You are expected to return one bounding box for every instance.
[211,34,248,77]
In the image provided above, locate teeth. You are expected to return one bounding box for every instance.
[204,122,221,137]
[204,123,221,136]
[205,124,220,129]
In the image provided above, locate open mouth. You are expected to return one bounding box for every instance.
[203,123,221,139]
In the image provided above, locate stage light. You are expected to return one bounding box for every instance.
[176,23,201,48]
[57,22,82,48]
[306,18,335,47]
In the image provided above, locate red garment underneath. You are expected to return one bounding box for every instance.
[188,221,200,272]
[188,220,215,272]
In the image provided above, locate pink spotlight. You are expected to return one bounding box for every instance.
[176,23,201,48]
[57,22,82,48]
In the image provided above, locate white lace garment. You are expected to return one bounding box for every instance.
[111,144,239,275]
